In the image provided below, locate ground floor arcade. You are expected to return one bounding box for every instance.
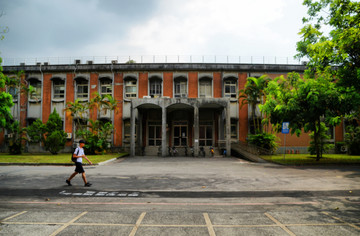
[129,98,231,157]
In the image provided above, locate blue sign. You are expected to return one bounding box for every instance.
[282,122,290,134]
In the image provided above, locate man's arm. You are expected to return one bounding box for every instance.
[83,156,93,165]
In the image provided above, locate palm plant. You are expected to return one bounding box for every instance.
[238,75,270,134]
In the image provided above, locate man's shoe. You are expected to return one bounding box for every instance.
[84,182,92,187]
[66,180,72,186]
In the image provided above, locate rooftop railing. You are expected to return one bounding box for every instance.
[1,55,306,66]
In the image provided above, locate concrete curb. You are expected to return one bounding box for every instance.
[0,156,127,166]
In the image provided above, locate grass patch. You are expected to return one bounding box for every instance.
[261,154,360,165]
[0,152,129,164]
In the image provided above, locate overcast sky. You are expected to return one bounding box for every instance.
[0,0,308,60]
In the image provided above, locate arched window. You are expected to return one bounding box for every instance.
[174,77,187,98]
[124,77,137,98]
[149,77,162,98]
[199,78,212,98]
[75,78,88,99]
[100,77,112,96]
[52,78,65,99]
[28,78,42,100]
[224,78,237,98]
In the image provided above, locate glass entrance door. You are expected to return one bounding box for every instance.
[173,121,187,146]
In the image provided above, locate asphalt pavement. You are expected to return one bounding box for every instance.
[0,156,359,236]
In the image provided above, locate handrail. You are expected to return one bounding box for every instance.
[1,55,306,66]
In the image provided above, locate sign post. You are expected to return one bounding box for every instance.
[282,122,290,160]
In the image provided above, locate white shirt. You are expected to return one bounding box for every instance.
[74,147,85,163]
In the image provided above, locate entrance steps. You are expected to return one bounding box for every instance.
[142,146,224,157]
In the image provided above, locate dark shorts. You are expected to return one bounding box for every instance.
[75,162,85,173]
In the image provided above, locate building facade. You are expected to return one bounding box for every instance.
[1,62,345,156]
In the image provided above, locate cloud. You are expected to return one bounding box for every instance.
[0,0,307,58]
[125,0,295,55]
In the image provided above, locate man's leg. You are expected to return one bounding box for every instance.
[68,172,78,181]
[81,172,87,184]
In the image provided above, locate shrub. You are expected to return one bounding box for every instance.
[247,132,278,154]
[44,130,67,154]
[345,125,360,155]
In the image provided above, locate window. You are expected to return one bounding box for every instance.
[224,80,237,98]
[53,80,65,99]
[8,87,18,100]
[76,80,88,99]
[150,79,162,98]
[148,121,162,146]
[100,79,112,96]
[29,80,41,100]
[174,78,187,98]
[199,79,212,98]
[125,80,137,98]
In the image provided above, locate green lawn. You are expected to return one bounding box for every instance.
[261,154,360,165]
[0,152,129,164]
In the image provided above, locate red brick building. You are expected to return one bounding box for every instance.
[1,62,345,156]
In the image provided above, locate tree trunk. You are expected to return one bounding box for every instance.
[315,119,321,161]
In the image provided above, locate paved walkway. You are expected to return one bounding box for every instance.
[0,157,359,235]
[1,208,360,236]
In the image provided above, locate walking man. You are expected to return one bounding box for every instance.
[66,140,93,187]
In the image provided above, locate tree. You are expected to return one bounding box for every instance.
[295,0,360,155]
[261,72,359,160]
[238,75,270,134]
[65,92,118,154]
[0,58,14,129]
[44,109,67,154]
[296,0,360,108]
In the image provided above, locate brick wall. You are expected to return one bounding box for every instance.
[138,72,148,98]
[213,72,222,98]
[113,73,123,147]
[163,72,173,97]
[89,73,99,121]
[65,73,74,146]
[188,72,198,98]
[238,73,248,142]
[42,73,52,123]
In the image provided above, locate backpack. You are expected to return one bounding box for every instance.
[71,148,79,162]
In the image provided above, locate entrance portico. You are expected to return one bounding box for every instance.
[130,98,231,157]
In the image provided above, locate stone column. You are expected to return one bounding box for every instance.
[193,105,199,157]
[225,102,231,157]
[130,103,136,157]
[161,105,167,157]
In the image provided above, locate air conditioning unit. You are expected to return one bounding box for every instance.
[143,96,151,98]
[74,59,81,64]
[87,60,93,65]
[44,62,49,66]
[66,133,72,139]
[20,62,25,66]
[36,62,42,66]
[111,60,118,64]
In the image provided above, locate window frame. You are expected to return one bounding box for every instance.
[124,79,137,98]
[29,80,42,101]
[100,79,112,96]
[149,78,162,98]
[53,80,65,99]
[76,80,89,100]
[199,78,212,98]
[174,78,187,98]
[224,79,237,98]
